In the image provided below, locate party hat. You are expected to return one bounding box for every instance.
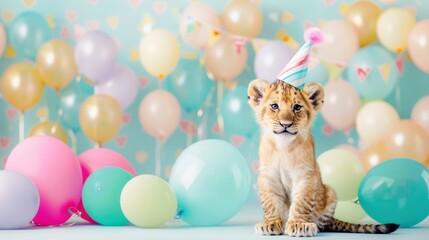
[276,27,323,89]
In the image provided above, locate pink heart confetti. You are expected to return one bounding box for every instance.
[212,122,221,134]
[115,135,127,147]
[323,0,336,6]
[65,10,78,22]
[252,161,260,172]
[231,135,244,147]
[122,113,131,124]
[179,120,197,135]
[396,57,404,75]
[0,137,10,149]
[139,76,150,88]
[6,108,17,120]
[61,26,71,38]
[88,0,98,4]
[153,1,167,14]
[128,0,140,8]
[86,20,100,31]
[322,124,334,136]
[74,24,87,40]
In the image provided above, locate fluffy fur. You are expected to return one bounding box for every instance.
[248,79,399,237]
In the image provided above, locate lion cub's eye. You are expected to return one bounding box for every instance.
[270,103,279,110]
[293,104,302,111]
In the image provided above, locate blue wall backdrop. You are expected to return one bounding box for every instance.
[1,0,428,203]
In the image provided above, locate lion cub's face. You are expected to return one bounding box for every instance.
[248,79,324,139]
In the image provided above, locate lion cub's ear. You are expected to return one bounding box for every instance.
[303,82,325,111]
[248,79,270,108]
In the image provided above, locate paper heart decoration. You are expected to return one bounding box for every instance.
[122,113,131,124]
[139,76,150,88]
[0,137,10,149]
[86,20,100,30]
[231,135,244,147]
[61,27,71,38]
[153,2,167,14]
[74,24,87,40]
[129,0,141,8]
[323,0,336,6]
[6,108,17,120]
[115,135,127,147]
[252,161,260,172]
[180,120,197,135]
[66,10,78,22]
[322,124,334,136]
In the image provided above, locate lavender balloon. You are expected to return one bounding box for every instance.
[95,64,139,109]
[254,41,295,83]
[0,170,40,229]
[74,31,117,83]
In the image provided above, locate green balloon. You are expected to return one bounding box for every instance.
[317,149,364,201]
[82,167,133,226]
[334,201,367,224]
[120,175,177,228]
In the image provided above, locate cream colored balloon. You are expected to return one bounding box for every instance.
[1,63,44,112]
[377,8,416,53]
[139,29,180,79]
[29,121,69,144]
[356,101,400,146]
[222,0,263,38]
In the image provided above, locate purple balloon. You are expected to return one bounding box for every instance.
[254,41,295,83]
[95,64,139,109]
[0,170,40,229]
[74,31,117,83]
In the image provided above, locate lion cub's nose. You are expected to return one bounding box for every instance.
[279,121,293,128]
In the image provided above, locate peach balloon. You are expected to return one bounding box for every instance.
[382,120,429,164]
[139,29,180,79]
[408,20,429,73]
[335,144,362,159]
[377,8,416,53]
[356,101,400,146]
[321,79,361,130]
[222,0,263,38]
[361,142,388,172]
[317,20,359,66]
[204,35,248,82]
[139,90,181,141]
[29,121,69,144]
[1,62,44,112]
[412,96,429,136]
[0,22,6,57]
[345,1,381,47]
[36,39,77,91]
[79,94,122,146]
[180,3,221,49]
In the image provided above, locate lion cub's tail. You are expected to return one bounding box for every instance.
[327,218,399,234]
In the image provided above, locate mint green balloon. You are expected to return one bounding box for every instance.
[82,167,133,226]
[359,158,429,227]
[169,139,250,226]
[222,85,258,137]
[307,62,329,86]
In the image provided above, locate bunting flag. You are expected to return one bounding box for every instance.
[251,38,269,54]
[396,57,404,75]
[232,36,247,54]
[356,65,371,83]
[378,64,391,83]
[207,29,221,47]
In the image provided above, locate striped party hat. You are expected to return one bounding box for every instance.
[276,28,323,89]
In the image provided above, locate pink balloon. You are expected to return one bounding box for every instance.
[317,20,359,66]
[77,148,137,223]
[321,79,361,130]
[412,96,429,136]
[139,90,181,140]
[5,136,82,226]
[180,3,221,49]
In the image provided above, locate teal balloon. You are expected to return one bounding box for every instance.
[60,78,93,132]
[347,45,398,100]
[222,85,258,137]
[8,11,52,59]
[82,167,133,226]
[307,62,329,85]
[166,59,212,112]
[358,158,429,227]
[169,139,250,226]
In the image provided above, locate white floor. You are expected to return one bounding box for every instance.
[1,205,428,240]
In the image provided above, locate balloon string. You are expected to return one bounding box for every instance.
[61,207,82,227]
[68,129,77,154]
[197,81,216,140]
[19,111,25,142]
[155,139,163,176]
[216,81,225,136]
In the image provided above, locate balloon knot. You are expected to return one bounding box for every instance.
[304,27,323,44]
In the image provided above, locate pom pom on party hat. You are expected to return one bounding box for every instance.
[276,27,323,89]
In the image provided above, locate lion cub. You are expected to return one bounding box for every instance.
[248,79,399,237]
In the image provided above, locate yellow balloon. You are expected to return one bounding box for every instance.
[1,62,44,112]
[345,1,381,47]
[139,29,180,79]
[29,121,69,144]
[36,39,77,91]
[377,8,416,53]
[79,94,122,145]
[222,0,263,38]
[334,201,367,224]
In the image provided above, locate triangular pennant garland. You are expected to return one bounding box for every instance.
[378,64,391,83]
[395,57,404,75]
[356,65,371,83]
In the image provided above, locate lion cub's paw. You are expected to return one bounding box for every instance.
[255,219,285,235]
[285,221,318,237]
